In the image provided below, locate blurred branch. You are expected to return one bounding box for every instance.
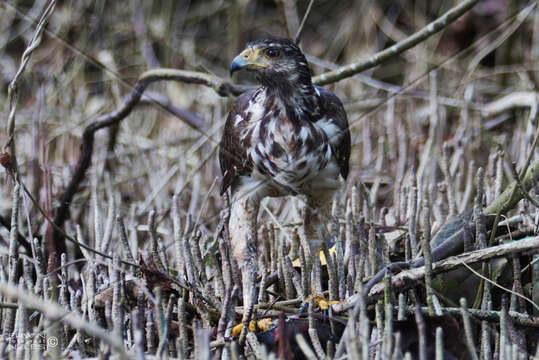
[406,306,539,328]
[360,158,539,304]
[140,92,209,131]
[463,1,537,85]
[137,68,248,97]
[294,0,315,45]
[312,0,481,86]
[52,68,241,248]
[0,213,32,254]
[0,280,130,360]
[275,0,300,39]
[334,235,539,310]
[481,91,538,118]
[3,0,56,178]
[132,0,160,68]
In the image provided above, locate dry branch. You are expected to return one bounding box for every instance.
[51,69,245,253]
[4,0,57,178]
[405,307,539,328]
[0,281,129,360]
[140,92,209,131]
[485,157,539,215]
[463,2,537,84]
[49,0,487,257]
[333,236,539,311]
[312,0,481,86]
[1,0,537,358]
[482,91,538,118]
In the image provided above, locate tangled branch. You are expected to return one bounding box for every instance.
[312,0,481,86]
[51,69,246,250]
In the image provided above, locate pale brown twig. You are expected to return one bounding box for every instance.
[336,236,539,310]
[313,0,481,85]
[0,280,129,360]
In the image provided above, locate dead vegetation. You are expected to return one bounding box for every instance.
[0,0,538,359]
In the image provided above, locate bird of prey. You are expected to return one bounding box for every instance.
[219,37,350,270]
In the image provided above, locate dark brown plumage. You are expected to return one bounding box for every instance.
[219,37,350,264]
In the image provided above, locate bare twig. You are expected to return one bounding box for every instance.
[3,0,57,178]
[139,91,208,131]
[422,198,434,315]
[0,281,129,360]
[415,304,427,360]
[463,2,537,85]
[482,92,538,118]
[334,236,539,310]
[294,0,315,45]
[460,298,479,360]
[312,0,481,85]
[51,68,244,249]
[132,0,160,68]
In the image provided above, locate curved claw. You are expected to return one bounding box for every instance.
[292,244,338,267]
[300,295,340,315]
[231,318,274,337]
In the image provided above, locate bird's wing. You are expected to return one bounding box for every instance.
[316,86,351,180]
[219,90,256,195]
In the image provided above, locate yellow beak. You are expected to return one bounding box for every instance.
[230,48,269,75]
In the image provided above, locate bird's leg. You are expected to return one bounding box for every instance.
[228,192,260,337]
[229,195,259,267]
[301,192,335,311]
[302,193,333,258]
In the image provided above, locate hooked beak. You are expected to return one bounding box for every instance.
[230,53,249,75]
[230,47,268,76]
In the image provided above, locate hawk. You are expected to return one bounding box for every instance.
[219,37,350,268]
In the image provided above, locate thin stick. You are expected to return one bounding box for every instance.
[294,0,315,45]
[422,197,434,315]
[313,0,481,85]
[308,298,327,360]
[415,304,427,360]
[338,236,539,309]
[459,260,539,312]
[0,281,129,360]
[4,0,57,178]
[0,183,20,354]
[460,298,479,360]
[51,68,245,249]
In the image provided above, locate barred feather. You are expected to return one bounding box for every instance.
[219,37,350,199]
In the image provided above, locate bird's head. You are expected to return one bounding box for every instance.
[230,37,312,90]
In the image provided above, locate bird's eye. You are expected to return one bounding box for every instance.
[266,49,280,58]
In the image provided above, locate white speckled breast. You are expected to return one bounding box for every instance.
[235,88,340,194]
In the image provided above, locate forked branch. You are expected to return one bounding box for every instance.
[312,0,481,85]
[52,69,246,249]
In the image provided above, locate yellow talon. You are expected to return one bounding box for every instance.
[307,294,340,311]
[257,318,274,331]
[319,299,329,310]
[231,318,274,337]
[292,245,337,267]
[311,295,325,307]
